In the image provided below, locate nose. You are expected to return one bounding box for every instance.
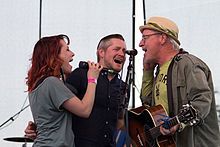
[139,39,144,47]
[71,51,75,57]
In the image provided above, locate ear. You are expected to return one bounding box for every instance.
[97,48,105,59]
[160,34,168,45]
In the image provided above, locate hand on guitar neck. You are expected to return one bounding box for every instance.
[159,103,198,136]
[159,122,179,135]
[158,114,180,136]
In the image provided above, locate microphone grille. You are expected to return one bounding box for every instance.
[79,61,88,69]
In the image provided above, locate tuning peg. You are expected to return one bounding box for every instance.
[189,122,194,126]
[183,104,189,107]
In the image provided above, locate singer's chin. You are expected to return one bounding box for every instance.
[113,65,123,73]
[62,64,72,74]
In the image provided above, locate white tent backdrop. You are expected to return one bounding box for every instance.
[0,1,132,146]
[0,0,220,146]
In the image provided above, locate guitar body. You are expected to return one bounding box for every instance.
[128,105,175,147]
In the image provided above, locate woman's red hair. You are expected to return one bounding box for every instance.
[26,34,70,92]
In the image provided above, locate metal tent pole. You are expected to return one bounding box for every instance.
[131,0,136,108]
[39,0,42,39]
[143,0,146,25]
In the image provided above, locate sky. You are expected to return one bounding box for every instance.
[0,0,220,146]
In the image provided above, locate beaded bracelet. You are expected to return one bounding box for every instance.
[88,78,97,84]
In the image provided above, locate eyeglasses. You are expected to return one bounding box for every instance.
[141,32,162,41]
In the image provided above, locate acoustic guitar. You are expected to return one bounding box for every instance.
[128,104,197,147]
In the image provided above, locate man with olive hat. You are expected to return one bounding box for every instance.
[139,16,220,147]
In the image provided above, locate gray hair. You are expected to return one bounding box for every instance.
[168,37,180,50]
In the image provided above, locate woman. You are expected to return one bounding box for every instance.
[26,34,102,147]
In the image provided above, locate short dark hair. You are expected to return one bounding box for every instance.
[96,34,124,61]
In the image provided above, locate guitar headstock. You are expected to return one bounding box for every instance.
[178,104,198,126]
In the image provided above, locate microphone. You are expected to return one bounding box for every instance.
[78,61,117,74]
[125,49,138,56]
[79,61,90,69]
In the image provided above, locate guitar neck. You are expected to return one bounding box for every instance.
[149,116,179,139]
[164,116,180,129]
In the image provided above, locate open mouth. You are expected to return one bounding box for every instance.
[68,59,73,69]
[142,48,147,52]
[114,58,124,64]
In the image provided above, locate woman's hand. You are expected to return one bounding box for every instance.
[87,61,103,79]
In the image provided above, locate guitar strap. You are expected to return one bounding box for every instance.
[33,75,48,90]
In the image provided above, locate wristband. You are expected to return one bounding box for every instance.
[88,78,97,84]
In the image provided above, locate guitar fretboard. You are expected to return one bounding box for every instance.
[149,116,179,139]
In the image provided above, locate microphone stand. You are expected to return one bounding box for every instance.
[124,54,135,146]
[0,105,29,128]
[1,105,30,147]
